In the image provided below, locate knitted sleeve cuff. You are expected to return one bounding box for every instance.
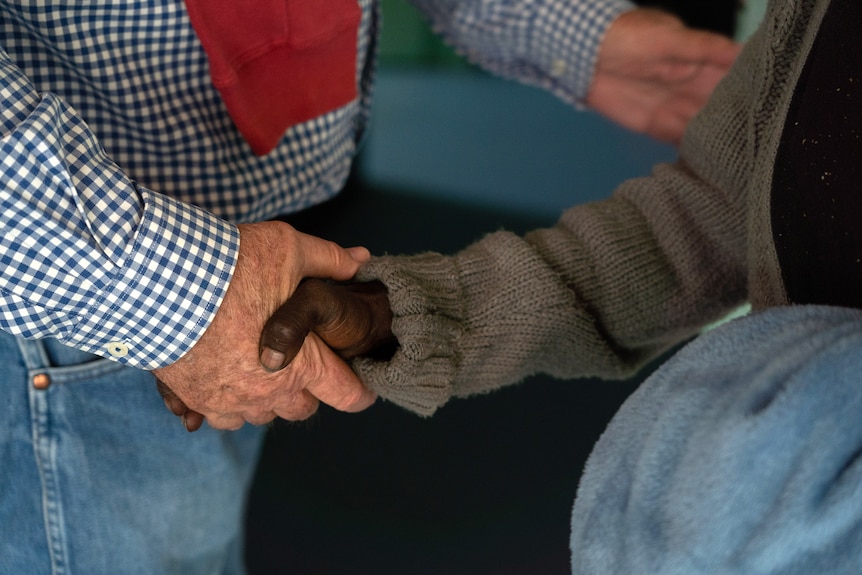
[354,252,464,416]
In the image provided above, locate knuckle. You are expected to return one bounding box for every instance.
[276,395,319,421]
[244,411,277,426]
[208,414,245,431]
[231,380,271,407]
[338,385,372,412]
[265,320,305,347]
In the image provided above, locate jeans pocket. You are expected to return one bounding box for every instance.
[39,338,129,385]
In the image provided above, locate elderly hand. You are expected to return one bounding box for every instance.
[587,8,742,145]
[153,222,378,431]
[258,278,395,372]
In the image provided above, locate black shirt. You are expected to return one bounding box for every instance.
[772,0,862,308]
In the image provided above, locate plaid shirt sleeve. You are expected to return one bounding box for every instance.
[410,0,635,104]
[0,48,238,370]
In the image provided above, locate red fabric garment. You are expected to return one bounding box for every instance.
[184,0,361,155]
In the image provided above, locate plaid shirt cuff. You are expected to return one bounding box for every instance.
[413,0,634,107]
[534,0,635,104]
[66,188,240,370]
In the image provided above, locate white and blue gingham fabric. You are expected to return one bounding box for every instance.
[411,0,632,106]
[0,0,629,370]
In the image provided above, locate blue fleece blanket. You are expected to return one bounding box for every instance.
[570,305,862,574]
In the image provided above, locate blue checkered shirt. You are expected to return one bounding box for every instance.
[0,0,631,370]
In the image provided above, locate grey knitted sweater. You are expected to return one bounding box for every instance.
[354,0,830,416]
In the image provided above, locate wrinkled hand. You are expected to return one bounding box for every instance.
[587,8,741,144]
[259,278,395,371]
[153,222,378,431]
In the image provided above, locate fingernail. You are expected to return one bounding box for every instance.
[185,413,204,433]
[181,413,190,432]
[260,347,286,372]
[348,246,371,263]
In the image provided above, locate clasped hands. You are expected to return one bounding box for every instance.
[153,221,392,432]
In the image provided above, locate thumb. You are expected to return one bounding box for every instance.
[295,230,370,281]
[259,285,321,371]
[666,26,741,67]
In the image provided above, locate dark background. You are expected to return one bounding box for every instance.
[245,2,740,573]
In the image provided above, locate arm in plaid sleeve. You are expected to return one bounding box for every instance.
[408,0,634,104]
[0,47,238,370]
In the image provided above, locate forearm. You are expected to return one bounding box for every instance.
[353,63,759,416]
[354,172,747,416]
[0,47,238,369]
[353,230,640,412]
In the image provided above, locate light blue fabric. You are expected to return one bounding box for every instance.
[0,330,265,575]
[571,305,862,574]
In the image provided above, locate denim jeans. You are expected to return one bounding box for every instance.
[0,330,265,575]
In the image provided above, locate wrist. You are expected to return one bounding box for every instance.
[534,0,635,104]
[72,189,238,369]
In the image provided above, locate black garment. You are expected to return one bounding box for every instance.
[772,0,862,308]
[635,0,737,36]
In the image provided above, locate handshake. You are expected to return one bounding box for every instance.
[151,222,396,432]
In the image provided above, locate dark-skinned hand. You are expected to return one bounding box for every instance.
[259,278,396,371]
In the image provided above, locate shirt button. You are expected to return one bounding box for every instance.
[550,59,567,77]
[106,342,130,358]
[32,373,51,390]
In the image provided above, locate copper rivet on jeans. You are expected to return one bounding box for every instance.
[32,373,51,390]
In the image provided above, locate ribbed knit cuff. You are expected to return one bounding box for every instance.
[354,253,463,416]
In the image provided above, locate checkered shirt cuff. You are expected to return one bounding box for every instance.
[534,0,635,104]
[65,189,240,370]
